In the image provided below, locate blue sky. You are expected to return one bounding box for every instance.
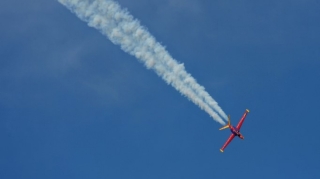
[1,0,320,178]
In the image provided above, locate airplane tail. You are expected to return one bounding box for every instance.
[219,115,231,130]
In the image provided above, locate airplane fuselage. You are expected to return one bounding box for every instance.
[230,126,244,139]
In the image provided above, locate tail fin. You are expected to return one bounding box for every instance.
[219,115,231,130]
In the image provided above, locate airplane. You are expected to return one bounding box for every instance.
[219,109,250,152]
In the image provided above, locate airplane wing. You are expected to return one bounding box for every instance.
[236,109,250,130]
[220,133,235,152]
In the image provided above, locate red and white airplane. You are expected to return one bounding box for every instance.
[219,109,250,152]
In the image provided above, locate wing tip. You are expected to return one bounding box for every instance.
[246,109,250,113]
[220,149,224,153]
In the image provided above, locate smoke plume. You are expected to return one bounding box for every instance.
[58,0,227,125]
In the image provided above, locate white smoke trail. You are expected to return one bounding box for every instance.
[58,0,227,125]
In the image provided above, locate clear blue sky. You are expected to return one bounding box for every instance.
[1,0,320,178]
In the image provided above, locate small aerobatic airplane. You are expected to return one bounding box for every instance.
[219,109,250,152]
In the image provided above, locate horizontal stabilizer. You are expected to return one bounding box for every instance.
[219,125,229,130]
[219,115,231,130]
